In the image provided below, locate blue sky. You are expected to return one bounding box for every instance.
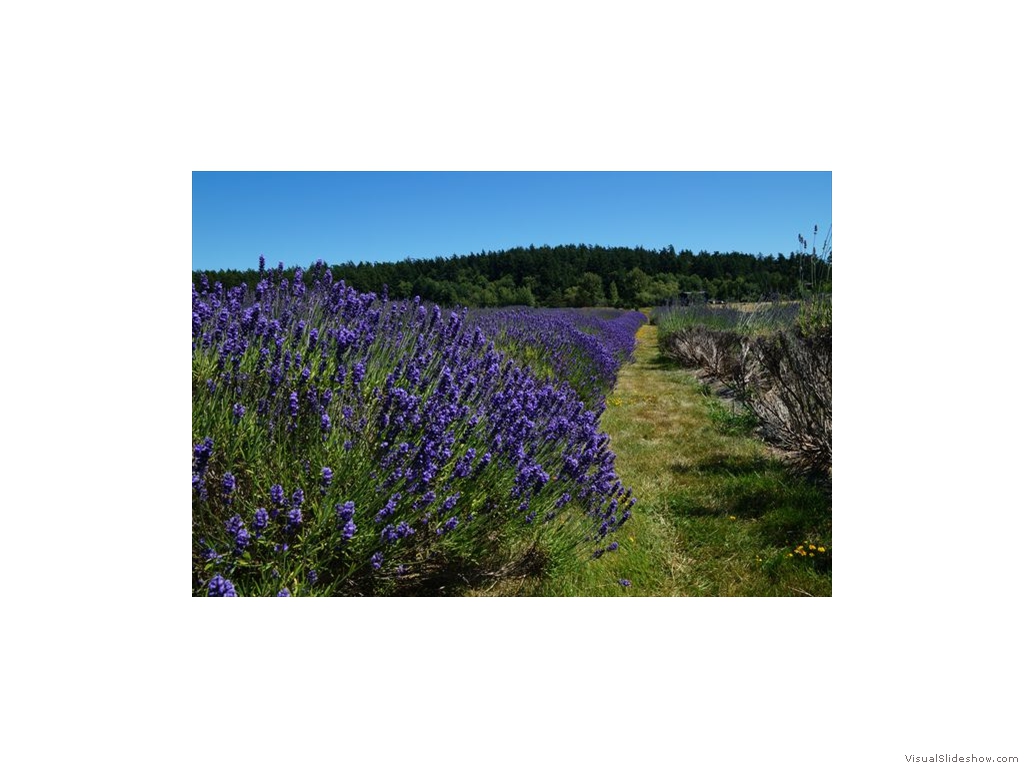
[192,172,831,272]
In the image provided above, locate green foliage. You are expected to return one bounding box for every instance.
[194,242,830,310]
[704,398,760,436]
[608,281,620,307]
[796,293,832,336]
[576,272,606,307]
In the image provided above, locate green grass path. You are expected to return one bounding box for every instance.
[535,323,832,596]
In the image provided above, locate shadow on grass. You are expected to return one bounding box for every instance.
[665,461,832,572]
[387,545,550,596]
[646,353,688,371]
[669,455,775,477]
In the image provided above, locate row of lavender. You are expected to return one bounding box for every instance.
[468,307,645,408]
[193,260,647,596]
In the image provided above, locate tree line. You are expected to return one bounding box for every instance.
[193,243,831,308]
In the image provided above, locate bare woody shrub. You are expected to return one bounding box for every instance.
[748,327,831,474]
[662,328,743,381]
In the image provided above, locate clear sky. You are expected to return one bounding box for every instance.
[192,171,831,272]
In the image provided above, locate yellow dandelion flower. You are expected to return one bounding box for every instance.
[809,553,815,557]
[728,515,736,520]
[818,547,826,553]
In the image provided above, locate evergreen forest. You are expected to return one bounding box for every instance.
[193,243,831,308]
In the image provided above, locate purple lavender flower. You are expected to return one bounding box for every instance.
[208,574,237,596]
[618,579,632,588]
[222,472,236,503]
[200,538,219,561]
[336,501,357,540]
[232,403,246,421]
[453,448,476,478]
[277,588,291,596]
[193,437,214,475]
[253,508,269,532]
[321,467,333,491]
[270,484,285,507]
[606,541,619,552]
[226,514,249,550]
[370,551,384,570]
[374,496,398,522]
[336,501,355,523]
[286,507,302,529]
[341,520,357,540]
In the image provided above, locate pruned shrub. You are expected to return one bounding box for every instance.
[748,327,831,474]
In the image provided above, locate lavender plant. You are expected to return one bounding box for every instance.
[469,307,646,409]
[193,261,645,595]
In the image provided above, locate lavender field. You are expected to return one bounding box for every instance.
[193,260,647,596]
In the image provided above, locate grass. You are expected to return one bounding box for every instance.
[703,395,761,436]
[472,322,831,596]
